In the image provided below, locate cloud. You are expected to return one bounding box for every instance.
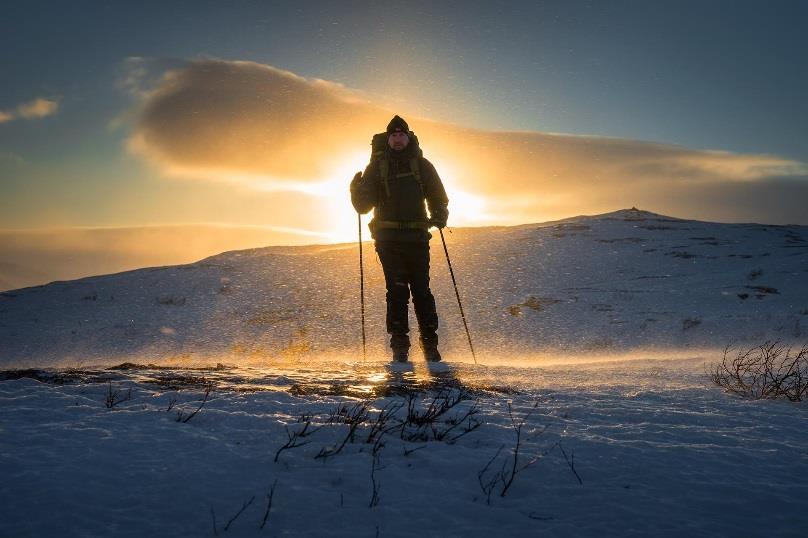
[17,97,60,119]
[0,97,60,123]
[125,58,808,224]
[127,58,387,186]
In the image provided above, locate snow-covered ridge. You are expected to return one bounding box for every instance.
[1,208,806,367]
[2,208,807,537]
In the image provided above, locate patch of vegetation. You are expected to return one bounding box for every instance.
[746,285,778,295]
[710,342,807,401]
[747,268,763,280]
[667,251,699,259]
[156,294,186,306]
[507,296,561,316]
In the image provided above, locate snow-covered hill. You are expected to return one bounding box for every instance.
[1,208,806,367]
[3,208,807,537]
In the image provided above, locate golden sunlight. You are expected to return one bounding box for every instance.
[318,153,492,243]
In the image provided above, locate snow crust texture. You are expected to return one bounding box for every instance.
[1,357,806,537]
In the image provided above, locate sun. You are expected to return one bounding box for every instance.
[315,152,491,244]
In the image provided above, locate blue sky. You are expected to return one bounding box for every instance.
[1,0,807,231]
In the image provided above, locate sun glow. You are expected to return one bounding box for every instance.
[319,151,370,243]
[316,153,493,244]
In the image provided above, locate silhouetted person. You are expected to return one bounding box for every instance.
[351,115,449,362]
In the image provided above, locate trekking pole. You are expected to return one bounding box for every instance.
[438,228,477,364]
[358,213,367,360]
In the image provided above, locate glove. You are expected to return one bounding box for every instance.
[350,171,363,190]
[430,208,448,229]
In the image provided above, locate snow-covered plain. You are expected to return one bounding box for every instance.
[1,208,807,536]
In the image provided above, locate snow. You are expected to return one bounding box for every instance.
[1,208,806,367]
[1,209,807,536]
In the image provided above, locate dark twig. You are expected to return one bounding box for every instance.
[177,386,212,423]
[403,444,428,456]
[260,479,278,530]
[433,400,480,442]
[316,401,369,459]
[223,495,255,531]
[500,401,541,497]
[104,381,132,409]
[477,400,560,501]
[558,442,583,485]
[274,418,321,463]
[365,401,404,444]
[369,447,381,508]
[477,445,505,505]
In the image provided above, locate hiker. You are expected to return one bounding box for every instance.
[350,115,449,362]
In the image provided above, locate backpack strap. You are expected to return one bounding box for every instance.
[409,157,425,197]
[379,159,391,197]
[381,157,425,198]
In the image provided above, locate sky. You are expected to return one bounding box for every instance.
[1,0,807,289]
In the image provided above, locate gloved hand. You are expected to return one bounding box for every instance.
[430,208,448,229]
[350,171,363,190]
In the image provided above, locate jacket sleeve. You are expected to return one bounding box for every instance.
[350,161,379,214]
[421,158,449,224]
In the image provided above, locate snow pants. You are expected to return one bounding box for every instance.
[375,240,439,350]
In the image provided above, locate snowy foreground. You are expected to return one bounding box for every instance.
[1,208,807,536]
[1,354,807,537]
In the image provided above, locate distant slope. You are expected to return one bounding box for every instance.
[1,208,806,366]
[0,224,330,292]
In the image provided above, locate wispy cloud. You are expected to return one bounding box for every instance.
[125,58,808,225]
[0,97,61,123]
[17,97,60,119]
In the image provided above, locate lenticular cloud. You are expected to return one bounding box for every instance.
[125,58,808,224]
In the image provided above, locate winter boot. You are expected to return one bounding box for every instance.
[390,334,410,363]
[422,346,442,362]
[420,333,441,362]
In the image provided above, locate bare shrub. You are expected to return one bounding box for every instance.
[104,381,132,409]
[176,386,212,423]
[274,415,322,462]
[165,393,178,412]
[316,401,369,459]
[477,401,552,502]
[401,389,480,443]
[476,401,582,504]
[711,342,808,401]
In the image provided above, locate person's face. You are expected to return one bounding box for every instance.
[388,131,409,151]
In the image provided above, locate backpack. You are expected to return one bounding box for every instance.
[369,131,425,198]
